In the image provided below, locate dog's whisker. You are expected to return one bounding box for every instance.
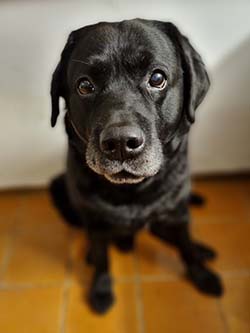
[71,59,91,66]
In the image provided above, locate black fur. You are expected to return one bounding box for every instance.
[49,19,223,313]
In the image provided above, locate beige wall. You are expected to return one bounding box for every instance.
[1,0,250,188]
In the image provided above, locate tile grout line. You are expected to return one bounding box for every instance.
[59,231,75,333]
[1,268,250,291]
[59,277,72,333]
[222,270,250,278]
[216,300,230,333]
[133,250,146,333]
[0,281,63,291]
[140,275,182,283]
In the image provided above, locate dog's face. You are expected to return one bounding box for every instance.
[51,19,209,184]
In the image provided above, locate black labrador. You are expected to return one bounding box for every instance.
[49,19,223,313]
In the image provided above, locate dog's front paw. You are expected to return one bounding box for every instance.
[187,264,223,296]
[89,274,115,314]
[89,290,114,314]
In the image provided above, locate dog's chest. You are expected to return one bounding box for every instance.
[67,176,184,232]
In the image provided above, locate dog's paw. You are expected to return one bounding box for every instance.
[114,235,135,252]
[187,264,223,296]
[193,242,217,262]
[89,274,115,314]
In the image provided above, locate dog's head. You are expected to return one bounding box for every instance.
[51,19,209,184]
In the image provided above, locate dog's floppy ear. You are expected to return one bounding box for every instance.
[50,32,76,127]
[164,23,210,123]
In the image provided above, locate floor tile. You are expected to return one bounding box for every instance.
[2,228,70,284]
[0,191,23,231]
[136,231,184,278]
[194,222,250,273]
[0,177,250,332]
[65,282,138,333]
[0,286,62,333]
[191,179,249,223]
[221,276,250,333]
[142,280,225,333]
[110,245,136,279]
[15,190,69,233]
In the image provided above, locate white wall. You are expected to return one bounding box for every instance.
[1,0,250,188]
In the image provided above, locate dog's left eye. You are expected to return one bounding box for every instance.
[149,71,167,89]
[77,78,95,95]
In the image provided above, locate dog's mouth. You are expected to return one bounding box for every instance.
[104,170,145,184]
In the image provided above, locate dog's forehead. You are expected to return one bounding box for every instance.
[70,20,177,71]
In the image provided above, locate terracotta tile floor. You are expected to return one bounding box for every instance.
[0,177,250,333]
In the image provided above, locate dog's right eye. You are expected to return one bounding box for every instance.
[77,78,95,96]
[148,70,167,89]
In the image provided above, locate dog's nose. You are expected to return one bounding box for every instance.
[100,125,145,160]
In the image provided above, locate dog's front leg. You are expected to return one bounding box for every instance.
[87,233,114,313]
[150,204,223,296]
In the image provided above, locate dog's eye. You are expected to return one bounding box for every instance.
[149,71,167,89]
[77,78,95,95]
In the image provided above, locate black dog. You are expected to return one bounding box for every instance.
[49,19,223,313]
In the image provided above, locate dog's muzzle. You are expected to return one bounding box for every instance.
[97,124,146,184]
[86,121,163,185]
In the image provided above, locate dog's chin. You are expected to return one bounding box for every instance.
[104,171,145,185]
